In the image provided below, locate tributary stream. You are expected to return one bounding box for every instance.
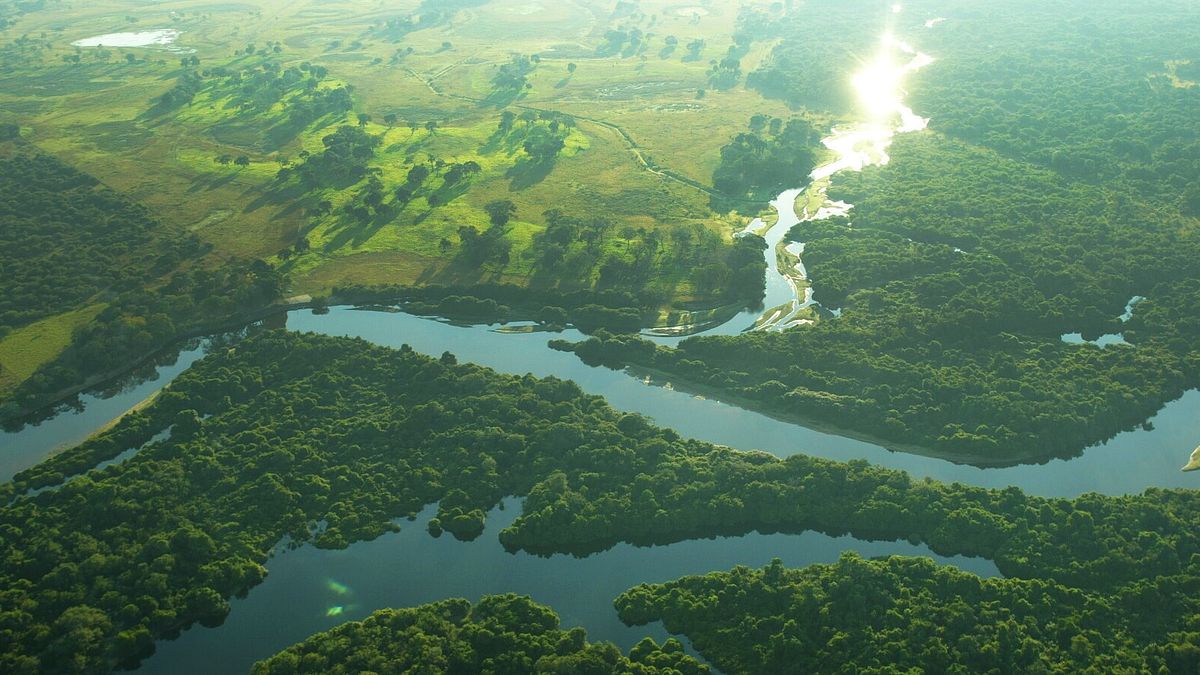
[5,9,1199,674]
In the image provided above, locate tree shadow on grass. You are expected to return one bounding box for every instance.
[426,180,472,207]
[506,157,557,190]
[417,255,507,287]
[186,170,241,194]
[480,87,524,109]
[320,204,400,252]
[242,179,314,214]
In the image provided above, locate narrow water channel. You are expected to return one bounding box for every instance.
[137,498,997,675]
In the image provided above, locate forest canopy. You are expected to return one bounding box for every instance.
[252,595,707,675]
[616,554,1200,674]
[5,331,1200,672]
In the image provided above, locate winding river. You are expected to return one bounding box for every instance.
[3,307,1196,671]
[5,9,1199,673]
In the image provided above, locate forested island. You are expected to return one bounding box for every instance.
[617,555,1200,673]
[4,331,1200,672]
[252,595,706,674]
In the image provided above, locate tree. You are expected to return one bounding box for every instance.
[567,62,577,74]
[485,200,517,228]
[356,113,371,128]
[424,120,439,135]
[234,156,251,167]
[406,164,430,186]
[383,113,398,128]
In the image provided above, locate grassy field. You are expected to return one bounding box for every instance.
[0,0,807,294]
[0,0,827,399]
[0,304,105,398]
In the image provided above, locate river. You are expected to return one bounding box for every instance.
[2,306,1195,672]
[7,307,1198,498]
[6,8,1198,672]
[138,499,996,674]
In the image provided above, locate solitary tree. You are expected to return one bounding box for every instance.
[234,155,251,167]
[567,62,577,74]
[357,113,371,128]
[383,113,398,128]
[484,199,517,228]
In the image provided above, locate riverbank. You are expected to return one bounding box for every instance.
[0,297,316,428]
[623,363,1083,469]
[0,286,752,430]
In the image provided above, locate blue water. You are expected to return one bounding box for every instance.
[139,499,997,675]
[5,307,1199,495]
[3,306,1197,674]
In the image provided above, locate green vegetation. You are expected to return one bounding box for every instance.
[0,146,287,417]
[9,260,284,414]
[6,331,1200,671]
[617,555,1200,674]
[252,595,706,675]
[0,303,104,399]
[561,0,1200,465]
[0,0,792,301]
[0,150,199,334]
[0,0,810,415]
[4,1,1200,670]
[711,115,821,205]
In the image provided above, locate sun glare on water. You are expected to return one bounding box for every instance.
[851,33,933,129]
[852,45,902,122]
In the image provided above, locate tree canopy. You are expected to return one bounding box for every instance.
[253,595,707,675]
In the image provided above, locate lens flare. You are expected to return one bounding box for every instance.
[852,49,902,122]
[851,34,933,128]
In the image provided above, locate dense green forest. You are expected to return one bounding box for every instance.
[252,595,706,674]
[0,149,201,334]
[909,0,1200,208]
[8,260,284,414]
[710,116,820,205]
[559,132,1200,464]
[0,141,288,421]
[617,555,1200,674]
[567,0,1200,464]
[5,332,1200,672]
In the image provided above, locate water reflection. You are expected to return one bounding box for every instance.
[137,499,997,675]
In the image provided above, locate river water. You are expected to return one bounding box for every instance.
[4,306,1190,673]
[6,8,1198,672]
[8,308,1197,497]
[139,499,996,674]
[0,304,1189,670]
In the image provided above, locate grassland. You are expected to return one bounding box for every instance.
[0,304,105,398]
[0,0,805,295]
[0,0,825,406]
